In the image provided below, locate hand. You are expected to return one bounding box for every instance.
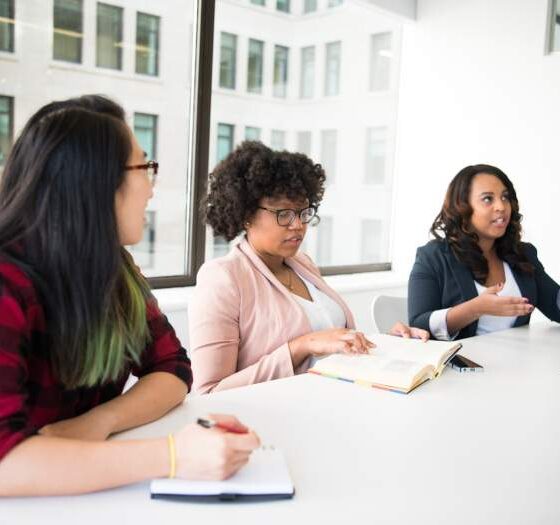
[289,328,375,366]
[388,322,430,342]
[475,283,534,317]
[174,414,260,481]
[38,409,114,441]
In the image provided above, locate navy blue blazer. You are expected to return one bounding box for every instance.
[408,239,560,339]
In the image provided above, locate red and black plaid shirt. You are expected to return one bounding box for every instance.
[0,258,192,461]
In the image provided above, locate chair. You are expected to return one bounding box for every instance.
[370,294,408,333]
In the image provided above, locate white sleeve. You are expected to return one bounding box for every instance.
[429,308,459,341]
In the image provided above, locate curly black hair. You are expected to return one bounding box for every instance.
[204,141,326,241]
[430,164,533,283]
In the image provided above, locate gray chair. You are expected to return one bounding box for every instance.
[370,294,407,333]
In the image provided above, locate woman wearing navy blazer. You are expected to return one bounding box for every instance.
[408,164,560,340]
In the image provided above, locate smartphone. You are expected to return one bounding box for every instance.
[448,354,483,372]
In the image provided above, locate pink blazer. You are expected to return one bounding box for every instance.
[189,238,355,394]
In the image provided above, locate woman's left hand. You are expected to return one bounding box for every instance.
[388,322,430,342]
[39,408,114,441]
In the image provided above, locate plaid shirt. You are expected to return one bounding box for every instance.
[0,258,192,461]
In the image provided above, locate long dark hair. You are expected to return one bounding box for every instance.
[430,164,533,283]
[0,95,151,388]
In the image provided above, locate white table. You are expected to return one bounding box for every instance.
[4,323,560,525]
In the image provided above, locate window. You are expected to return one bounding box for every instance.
[136,12,160,76]
[276,0,290,13]
[251,0,265,5]
[364,127,387,184]
[96,3,123,70]
[370,32,392,91]
[129,211,156,269]
[316,216,333,266]
[134,113,158,160]
[217,123,234,162]
[324,41,341,96]
[297,131,311,156]
[328,0,343,6]
[271,130,286,150]
[219,32,237,89]
[0,95,13,167]
[273,45,289,97]
[361,219,383,263]
[247,39,264,93]
[0,0,14,53]
[550,0,560,52]
[303,0,317,13]
[300,46,315,98]
[53,0,83,63]
[320,130,337,183]
[245,126,261,141]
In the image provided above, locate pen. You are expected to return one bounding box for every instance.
[196,417,249,434]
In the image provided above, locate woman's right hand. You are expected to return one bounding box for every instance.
[174,414,260,480]
[289,328,374,367]
[474,283,534,317]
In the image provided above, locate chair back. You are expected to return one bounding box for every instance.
[370,294,407,333]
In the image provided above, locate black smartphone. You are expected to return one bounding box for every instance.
[449,354,483,372]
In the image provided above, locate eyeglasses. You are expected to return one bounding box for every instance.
[124,160,159,187]
[258,206,318,227]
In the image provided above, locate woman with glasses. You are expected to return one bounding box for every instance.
[0,95,259,497]
[190,141,427,394]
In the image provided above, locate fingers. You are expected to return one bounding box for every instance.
[411,328,430,342]
[388,322,411,338]
[207,413,249,434]
[339,330,371,354]
[225,430,261,452]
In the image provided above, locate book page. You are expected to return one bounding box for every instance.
[150,447,294,497]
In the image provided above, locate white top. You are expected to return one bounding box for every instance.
[429,261,522,340]
[291,273,347,368]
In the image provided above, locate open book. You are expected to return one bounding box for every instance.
[308,333,462,394]
[150,447,294,502]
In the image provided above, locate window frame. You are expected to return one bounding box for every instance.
[0,94,14,167]
[0,0,15,53]
[135,11,160,76]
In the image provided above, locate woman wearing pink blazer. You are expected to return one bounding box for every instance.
[190,142,427,394]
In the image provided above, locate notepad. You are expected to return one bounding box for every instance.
[308,333,462,394]
[150,447,295,502]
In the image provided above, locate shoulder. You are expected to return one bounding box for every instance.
[0,256,38,331]
[519,242,538,259]
[415,239,450,260]
[292,251,321,277]
[195,248,251,293]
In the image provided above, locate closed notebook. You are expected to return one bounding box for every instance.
[150,447,295,502]
[308,333,462,394]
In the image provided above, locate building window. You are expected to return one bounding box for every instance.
[53,0,83,63]
[271,130,286,150]
[96,2,123,70]
[129,211,156,269]
[316,216,333,266]
[370,32,392,91]
[276,0,290,13]
[247,39,264,93]
[303,0,317,13]
[136,12,160,76]
[212,235,230,258]
[550,0,560,52]
[361,219,383,263]
[219,32,237,89]
[251,0,266,5]
[134,113,158,160]
[328,0,343,6]
[364,127,387,184]
[300,46,315,98]
[0,95,13,167]
[273,45,289,97]
[217,123,234,162]
[297,131,311,156]
[320,130,337,183]
[0,0,14,53]
[324,41,341,96]
[245,126,261,141]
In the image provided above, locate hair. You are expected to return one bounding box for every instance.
[205,141,326,241]
[0,95,151,389]
[430,164,533,283]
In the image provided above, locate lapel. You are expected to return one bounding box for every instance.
[509,264,535,327]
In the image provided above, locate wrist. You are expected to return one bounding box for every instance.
[89,404,119,438]
[288,336,308,367]
[468,296,484,319]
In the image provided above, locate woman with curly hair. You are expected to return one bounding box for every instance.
[408,164,560,340]
[190,141,427,394]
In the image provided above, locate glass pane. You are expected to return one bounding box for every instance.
[552,0,560,52]
[304,0,317,14]
[0,95,13,167]
[251,0,266,5]
[370,32,392,91]
[0,0,14,52]
[247,39,264,93]
[53,0,83,63]
[3,1,195,278]
[245,126,261,141]
[96,3,123,70]
[276,0,290,13]
[219,32,237,89]
[328,0,343,6]
[208,1,401,267]
[136,12,160,76]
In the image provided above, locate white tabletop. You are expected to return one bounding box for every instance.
[4,323,560,525]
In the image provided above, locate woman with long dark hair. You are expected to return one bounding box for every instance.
[408,164,560,340]
[0,96,259,496]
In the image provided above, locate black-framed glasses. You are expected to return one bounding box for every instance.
[124,160,159,187]
[258,205,318,227]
